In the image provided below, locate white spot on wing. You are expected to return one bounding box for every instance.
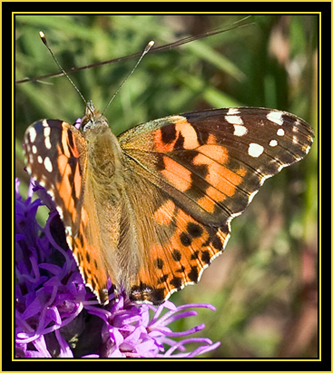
[45,136,52,149]
[277,128,285,136]
[267,111,284,126]
[248,143,264,158]
[292,122,299,132]
[44,156,53,172]
[28,127,37,142]
[225,115,244,125]
[47,188,54,197]
[304,145,311,154]
[43,127,51,137]
[292,135,299,144]
[65,226,72,237]
[233,124,248,137]
[227,108,240,115]
[269,139,278,147]
[56,206,64,219]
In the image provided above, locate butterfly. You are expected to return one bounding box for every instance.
[23,100,314,305]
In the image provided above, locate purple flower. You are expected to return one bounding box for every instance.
[15,178,220,358]
[74,118,82,129]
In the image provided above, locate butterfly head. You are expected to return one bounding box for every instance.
[81,100,109,131]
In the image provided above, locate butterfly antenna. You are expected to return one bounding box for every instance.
[102,40,154,115]
[39,31,87,106]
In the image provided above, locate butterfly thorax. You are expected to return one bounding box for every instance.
[85,126,123,181]
[82,102,124,182]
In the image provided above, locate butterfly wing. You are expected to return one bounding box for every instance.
[24,120,85,229]
[24,119,109,304]
[119,107,314,303]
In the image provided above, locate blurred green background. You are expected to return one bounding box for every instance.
[15,14,318,358]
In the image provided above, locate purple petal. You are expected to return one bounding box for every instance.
[55,329,74,357]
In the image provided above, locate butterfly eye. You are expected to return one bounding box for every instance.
[82,120,94,131]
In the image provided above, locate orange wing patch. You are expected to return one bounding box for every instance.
[71,220,109,305]
[153,199,176,225]
[53,122,85,227]
[161,157,193,192]
[154,116,200,152]
[194,143,245,196]
[197,144,229,164]
[55,146,79,222]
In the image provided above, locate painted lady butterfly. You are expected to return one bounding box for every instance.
[23,98,314,305]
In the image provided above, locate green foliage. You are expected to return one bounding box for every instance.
[15,14,318,358]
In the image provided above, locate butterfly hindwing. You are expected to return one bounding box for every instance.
[127,185,230,304]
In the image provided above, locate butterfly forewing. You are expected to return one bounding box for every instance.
[120,107,313,225]
[24,120,86,228]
